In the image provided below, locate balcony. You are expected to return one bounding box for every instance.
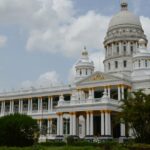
[57,97,120,107]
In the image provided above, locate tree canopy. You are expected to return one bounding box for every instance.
[0,113,39,147]
[120,90,150,144]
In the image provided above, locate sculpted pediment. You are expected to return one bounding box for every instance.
[76,71,121,85]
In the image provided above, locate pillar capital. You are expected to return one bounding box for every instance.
[107,85,112,88]
[100,110,105,113]
[120,84,125,88]
[86,111,90,114]
[102,110,112,113]
[69,112,76,115]
[56,112,63,116]
[48,117,52,121]
[117,84,121,88]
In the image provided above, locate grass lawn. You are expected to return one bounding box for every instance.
[0,146,102,150]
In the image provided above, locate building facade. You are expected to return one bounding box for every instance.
[0,1,150,141]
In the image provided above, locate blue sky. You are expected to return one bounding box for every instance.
[0,0,150,91]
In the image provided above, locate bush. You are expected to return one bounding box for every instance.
[0,113,39,147]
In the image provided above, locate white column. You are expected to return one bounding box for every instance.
[104,87,107,94]
[120,122,126,137]
[119,42,122,55]
[108,86,111,98]
[121,85,125,100]
[101,111,105,136]
[38,97,42,113]
[127,41,130,55]
[20,100,23,113]
[9,101,12,114]
[19,100,21,113]
[28,98,31,114]
[72,113,76,135]
[51,97,53,112]
[118,85,121,101]
[11,100,14,113]
[48,97,51,112]
[108,111,111,135]
[92,88,94,99]
[70,114,73,135]
[105,111,111,136]
[57,115,60,136]
[47,118,51,134]
[86,112,90,135]
[112,43,114,56]
[1,101,4,115]
[39,119,42,131]
[59,114,63,135]
[90,112,93,135]
[30,98,32,113]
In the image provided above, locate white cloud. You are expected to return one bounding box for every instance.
[21,71,61,89]
[0,36,7,48]
[0,0,110,57]
[26,10,110,57]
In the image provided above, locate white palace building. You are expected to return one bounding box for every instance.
[0,1,150,141]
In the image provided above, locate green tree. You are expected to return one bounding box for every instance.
[120,90,150,144]
[0,113,39,147]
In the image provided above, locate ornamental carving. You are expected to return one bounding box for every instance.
[89,74,105,81]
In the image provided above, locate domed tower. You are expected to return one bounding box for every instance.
[103,0,148,76]
[75,47,94,81]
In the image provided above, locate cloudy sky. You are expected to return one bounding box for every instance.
[0,0,150,91]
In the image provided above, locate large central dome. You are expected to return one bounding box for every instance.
[108,1,142,30]
[103,0,148,76]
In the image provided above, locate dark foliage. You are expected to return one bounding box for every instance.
[0,113,39,147]
[120,90,150,144]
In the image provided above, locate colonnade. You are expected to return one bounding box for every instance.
[0,96,54,115]
[36,110,126,138]
[78,84,129,101]
[106,41,137,58]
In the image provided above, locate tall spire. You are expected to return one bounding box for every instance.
[120,0,128,11]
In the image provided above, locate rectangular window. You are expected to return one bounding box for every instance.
[115,61,118,68]
[117,46,119,54]
[145,60,148,67]
[131,46,133,54]
[123,46,126,54]
[124,60,127,68]
[108,63,111,70]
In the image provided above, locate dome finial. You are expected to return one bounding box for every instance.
[121,0,128,11]
[82,46,88,56]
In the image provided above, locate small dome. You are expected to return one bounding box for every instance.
[108,1,142,30]
[139,39,146,45]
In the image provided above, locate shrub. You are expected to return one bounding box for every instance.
[0,113,39,147]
